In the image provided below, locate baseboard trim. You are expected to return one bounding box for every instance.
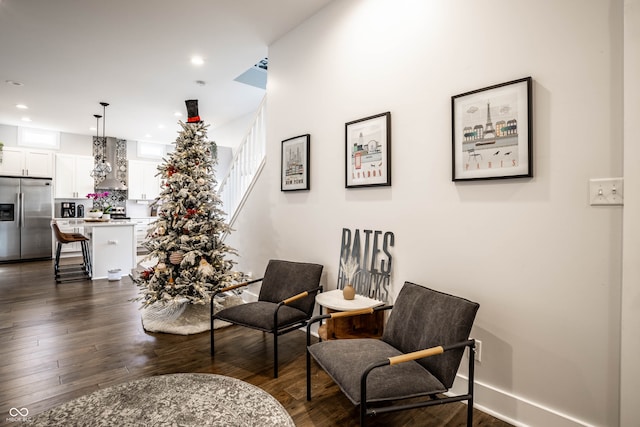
[450,374,594,427]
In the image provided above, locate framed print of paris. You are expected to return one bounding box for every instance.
[452,77,532,181]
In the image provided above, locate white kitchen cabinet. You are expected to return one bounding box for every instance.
[128,160,161,200]
[55,154,95,198]
[0,147,53,177]
[0,148,23,175]
[132,218,152,249]
[85,223,136,280]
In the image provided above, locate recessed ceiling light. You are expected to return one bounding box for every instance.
[21,117,32,122]
[5,80,24,86]
[16,104,28,109]
[144,133,152,138]
[174,112,182,117]
[191,56,204,66]
[158,124,165,129]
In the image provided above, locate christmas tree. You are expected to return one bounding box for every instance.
[134,100,244,310]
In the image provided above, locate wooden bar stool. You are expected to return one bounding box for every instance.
[51,221,92,283]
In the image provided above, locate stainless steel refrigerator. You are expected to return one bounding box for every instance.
[0,177,53,262]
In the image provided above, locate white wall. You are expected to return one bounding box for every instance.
[208,110,257,151]
[225,1,626,425]
[59,132,93,156]
[620,0,640,425]
[0,124,18,146]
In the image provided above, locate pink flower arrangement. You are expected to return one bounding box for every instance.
[86,191,110,212]
[86,191,109,201]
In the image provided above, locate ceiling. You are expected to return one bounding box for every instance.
[0,0,331,145]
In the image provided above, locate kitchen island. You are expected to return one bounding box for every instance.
[81,221,136,280]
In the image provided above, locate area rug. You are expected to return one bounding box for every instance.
[30,373,294,427]
[141,295,244,335]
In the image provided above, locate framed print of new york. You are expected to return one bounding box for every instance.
[281,134,310,191]
[345,112,391,188]
[452,77,532,181]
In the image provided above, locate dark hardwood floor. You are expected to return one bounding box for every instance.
[0,259,511,426]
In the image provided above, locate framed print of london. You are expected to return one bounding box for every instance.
[345,112,391,188]
[452,77,532,181]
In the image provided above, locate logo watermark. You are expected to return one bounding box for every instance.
[7,407,32,423]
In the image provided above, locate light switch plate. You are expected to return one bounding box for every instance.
[589,178,624,206]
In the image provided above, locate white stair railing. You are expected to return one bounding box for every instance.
[218,97,266,226]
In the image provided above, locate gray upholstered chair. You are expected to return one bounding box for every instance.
[211,259,323,377]
[306,281,479,426]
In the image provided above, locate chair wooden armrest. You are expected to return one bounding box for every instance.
[282,291,309,305]
[213,278,263,299]
[388,339,474,365]
[280,286,323,305]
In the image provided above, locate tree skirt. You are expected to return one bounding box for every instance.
[30,373,295,427]
[141,295,244,335]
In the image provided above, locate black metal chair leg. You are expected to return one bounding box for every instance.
[273,332,278,378]
[79,241,85,272]
[306,349,312,400]
[81,241,91,277]
[467,344,475,427]
[55,242,62,271]
[54,242,62,282]
[210,297,215,356]
[85,240,92,277]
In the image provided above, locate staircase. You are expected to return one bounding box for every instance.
[218,97,267,226]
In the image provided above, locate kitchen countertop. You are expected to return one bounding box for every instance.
[81,221,136,227]
[55,218,135,226]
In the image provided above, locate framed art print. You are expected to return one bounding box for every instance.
[281,134,310,191]
[452,77,532,181]
[345,112,391,188]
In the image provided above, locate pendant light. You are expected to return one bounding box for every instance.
[101,102,108,139]
[98,102,112,174]
[93,102,127,190]
[90,113,109,179]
